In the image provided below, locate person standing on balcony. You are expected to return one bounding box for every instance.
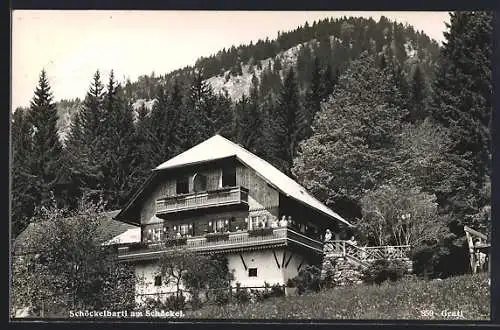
[279,215,287,227]
[347,235,358,246]
[324,229,332,242]
[271,217,278,228]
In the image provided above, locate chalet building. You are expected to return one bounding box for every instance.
[113,135,355,303]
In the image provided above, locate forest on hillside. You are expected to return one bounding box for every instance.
[11,12,492,279]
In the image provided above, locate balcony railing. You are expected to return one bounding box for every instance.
[156,186,249,214]
[325,240,411,261]
[117,227,323,261]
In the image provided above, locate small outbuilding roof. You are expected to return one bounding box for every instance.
[13,210,139,254]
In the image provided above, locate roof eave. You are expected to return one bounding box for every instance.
[153,155,237,172]
[114,171,158,222]
[234,156,354,228]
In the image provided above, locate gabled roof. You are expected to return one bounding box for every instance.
[154,135,353,227]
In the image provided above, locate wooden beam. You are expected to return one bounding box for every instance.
[272,250,281,269]
[297,258,305,271]
[284,253,293,268]
[239,253,247,271]
[465,231,477,273]
[281,251,287,268]
[464,226,488,240]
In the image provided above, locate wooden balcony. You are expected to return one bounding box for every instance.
[156,186,249,215]
[117,227,323,262]
[324,240,411,266]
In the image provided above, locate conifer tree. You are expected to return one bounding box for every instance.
[305,57,325,138]
[429,11,492,224]
[26,70,63,208]
[321,63,338,101]
[188,71,217,144]
[96,70,137,208]
[129,103,156,191]
[61,70,105,206]
[212,90,234,138]
[11,108,37,236]
[234,94,250,145]
[292,53,406,219]
[268,67,306,174]
[408,64,428,123]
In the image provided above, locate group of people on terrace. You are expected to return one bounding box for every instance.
[143,214,324,243]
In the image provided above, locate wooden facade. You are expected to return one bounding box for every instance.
[115,154,350,257]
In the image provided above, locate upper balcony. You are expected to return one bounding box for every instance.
[117,226,324,262]
[156,186,249,215]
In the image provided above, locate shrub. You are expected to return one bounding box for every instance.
[362,259,408,284]
[142,297,163,310]
[411,238,469,279]
[164,294,186,310]
[190,294,203,310]
[270,283,285,297]
[387,259,409,281]
[291,265,323,295]
[234,288,251,304]
[250,288,266,302]
[214,290,230,306]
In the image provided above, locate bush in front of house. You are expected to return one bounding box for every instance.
[164,294,186,310]
[362,259,408,284]
[234,286,251,304]
[270,283,285,297]
[289,265,323,295]
[214,290,230,306]
[410,237,470,280]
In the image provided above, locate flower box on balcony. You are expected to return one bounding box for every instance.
[128,242,148,251]
[205,232,230,242]
[248,228,274,237]
[164,237,188,247]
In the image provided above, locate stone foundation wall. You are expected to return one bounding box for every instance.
[320,246,413,287]
[321,254,364,286]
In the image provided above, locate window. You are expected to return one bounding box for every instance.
[176,176,189,194]
[250,216,259,230]
[193,173,207,192]
[180,224,190,236]
[154,275,162,286]
[222,167,236,187]
[248,268,258,277]
[213,219,228,232]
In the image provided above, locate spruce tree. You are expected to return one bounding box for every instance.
[26,70,63,208]
[305,57,324,138]
[97,70,137,208]
[429,11,492,224]
[130,103,156,191]
[81,70,105,144]
[408,64,428,123]
[11,109,37,236]
[188,71,217,144]
[61,70,105,206]
[322,63,338,101]
[234,95,250,146]
[268,67,306,174]
[212,90,234,138]
[292,53,406,220]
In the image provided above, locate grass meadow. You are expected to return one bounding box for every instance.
[188,273,490,320]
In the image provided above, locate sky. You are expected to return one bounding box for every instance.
[11,11,451,110]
